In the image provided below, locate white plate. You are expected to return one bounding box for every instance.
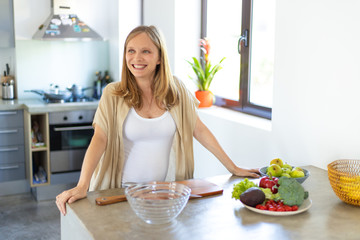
[243,198,312,216]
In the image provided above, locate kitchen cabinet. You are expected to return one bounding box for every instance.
[0,110,25,182]
[24,111,51,187]
[0,99,98,197]
[0,0,15,48]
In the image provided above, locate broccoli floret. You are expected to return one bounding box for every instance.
[277,177,308,206]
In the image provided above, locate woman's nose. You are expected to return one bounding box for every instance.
[134,52,143,61]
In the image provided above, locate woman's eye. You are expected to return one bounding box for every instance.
[128,49,135,53]
[143,50,150,53]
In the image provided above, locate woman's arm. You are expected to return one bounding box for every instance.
[55,124,107,215]
[193,116,260,178]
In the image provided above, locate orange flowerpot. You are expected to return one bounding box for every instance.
[195,90,214,108]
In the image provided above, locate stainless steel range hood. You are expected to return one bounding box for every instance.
[33,0,103,41]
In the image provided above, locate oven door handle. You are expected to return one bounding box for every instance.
[53,126,93,132]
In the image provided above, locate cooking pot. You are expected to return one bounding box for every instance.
[66,84,93,99]
[25,89,72,101]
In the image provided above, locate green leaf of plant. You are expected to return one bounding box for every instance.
[186,56,225,91]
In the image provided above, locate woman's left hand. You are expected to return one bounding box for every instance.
[231,167,261,178]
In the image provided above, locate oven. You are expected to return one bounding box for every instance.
[49,110,95,173]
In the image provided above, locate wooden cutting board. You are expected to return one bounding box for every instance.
[95,179,223,206]
[176,179,224,197]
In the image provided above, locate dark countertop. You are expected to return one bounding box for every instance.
[61,166,360,240]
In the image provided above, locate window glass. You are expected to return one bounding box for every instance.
[204,0,274,119]
[206,0,242,100]
[249,0,275,108]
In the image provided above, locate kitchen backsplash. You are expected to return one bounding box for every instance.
[16,40,110,99]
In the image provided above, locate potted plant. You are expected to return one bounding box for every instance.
[187,38,225,107]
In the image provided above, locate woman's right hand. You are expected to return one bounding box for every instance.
[55,185,88,216]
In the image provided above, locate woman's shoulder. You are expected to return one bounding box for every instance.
[172,75,199,107]
[172,75,187,92]
[172,75,191,96]
[98,82,126,107]
[101,81,121,97]
[104,81,120,92]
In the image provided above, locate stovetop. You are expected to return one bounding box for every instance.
[44,96,96,104]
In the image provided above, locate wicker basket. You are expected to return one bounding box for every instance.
[328,159,360,206]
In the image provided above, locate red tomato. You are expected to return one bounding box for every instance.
[284,205,292,211]
[292,205,299,211]
[255,200,300,212]
[256,205,267,210]
[269,206,276,211]
[277,206,285,212]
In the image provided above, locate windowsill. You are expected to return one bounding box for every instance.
[198,105,272,131]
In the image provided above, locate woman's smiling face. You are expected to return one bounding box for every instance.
[126,32,161,81]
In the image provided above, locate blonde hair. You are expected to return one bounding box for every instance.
[114,25,179,110]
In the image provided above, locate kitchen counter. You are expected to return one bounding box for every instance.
[61,166,360,240]
[0,98,99,113]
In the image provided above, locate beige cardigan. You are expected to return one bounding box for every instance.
[89,77,199,191]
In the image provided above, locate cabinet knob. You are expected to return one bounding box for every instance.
[63,116,68,121]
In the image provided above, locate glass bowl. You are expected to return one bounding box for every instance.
[259,166,310,184]
[125,182,191,224]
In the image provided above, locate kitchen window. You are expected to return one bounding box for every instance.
[202,0,275,119]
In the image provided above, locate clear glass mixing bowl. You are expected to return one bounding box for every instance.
[125,182,191,224]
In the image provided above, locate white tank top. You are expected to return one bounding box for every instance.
[122,108,176,184]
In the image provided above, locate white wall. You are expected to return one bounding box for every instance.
[271,0,360,169]
[117,0,142,79]
[144,0,360,178]
[173,0,201,92]
[143,0,176,71]
[143,0,200,92]
[15,40,109,98]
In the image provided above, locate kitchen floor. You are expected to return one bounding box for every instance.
[0,193,60,240]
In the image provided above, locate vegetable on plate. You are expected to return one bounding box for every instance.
[232,178,257,200]
[276,177,309,206]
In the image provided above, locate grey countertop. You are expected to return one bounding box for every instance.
[61,166,360,240]
[0,98,99,113]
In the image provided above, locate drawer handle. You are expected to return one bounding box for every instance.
[0,147,19,152]
[0,129,18,134]
[54,126,93,131]
[0,165,19,170]
[0,111,17,116]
